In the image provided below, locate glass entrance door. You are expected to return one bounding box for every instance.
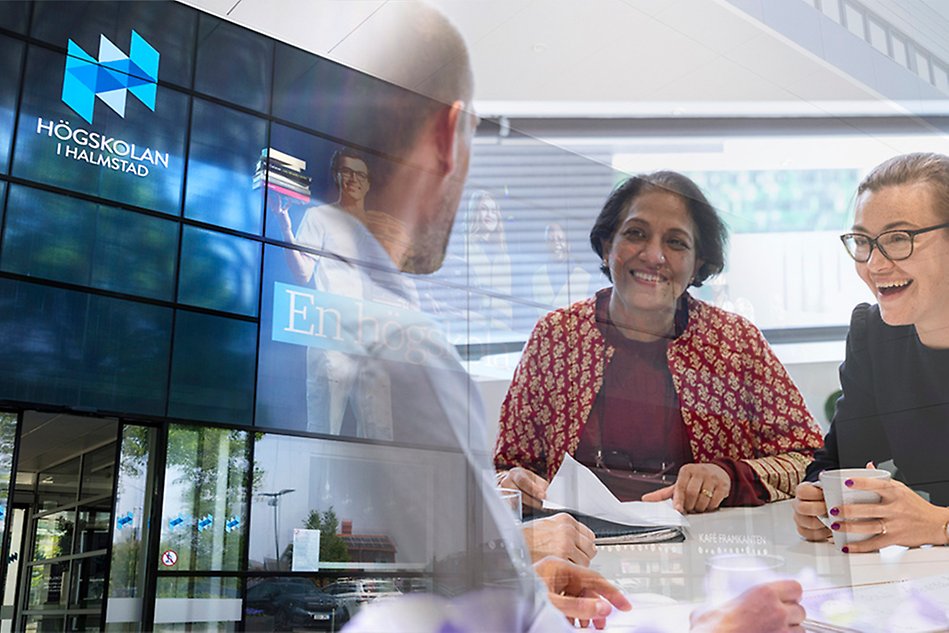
[103,424,159,633]
[16,413,119,632]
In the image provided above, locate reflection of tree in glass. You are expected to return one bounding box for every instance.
[683,169,860,233]
[282,507,350,566]
[0,413,17,536]
[107,426,151,603]
[157,426,252,573]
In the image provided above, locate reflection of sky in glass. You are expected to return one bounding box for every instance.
[0,279,172,416]
[194,14,272,114]
[178,226,261,317]
[167,311,256,424]
[29,1,197,89]
[0,35,24,174]
[2,185,178,302]
[184,99,267,234]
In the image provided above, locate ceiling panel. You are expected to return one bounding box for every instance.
[179,0,934,117]
[218,0,386,54]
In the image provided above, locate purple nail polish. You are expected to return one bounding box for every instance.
[842,546,849,554]
[845,479,854,487]
[829,507,840,516]
[831,522,840,531]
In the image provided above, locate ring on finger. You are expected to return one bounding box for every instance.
[701,488,714,499]
[879,519,887,536]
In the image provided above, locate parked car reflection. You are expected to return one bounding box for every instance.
[245,578,347,631]
[322,578,402,620]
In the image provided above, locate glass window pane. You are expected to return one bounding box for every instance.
[0,1,30,33]
[106,425,157,627]
[843,3,865,39]
[69,553,108,609]
[158,425,249,572]
[12,44,189,216]
[79,444,115,500]
[820,0,841,23]
[178,226,261,317]
[33,510,75,560]
[27,563,68,610]
[184,99,267,234]
[272,43,405,148]
[891,33,907,66]
[24,614,65,632]
[934,63,949,92]
[0,279,173,415]
[867,18,887,55]
[76,502,112,554]
[37,459,79,511]
[915,50,931,81]
[194,14,272,113]
[168,311,256,424]
[0,35,24,174]
[250,433,473,602]
[2,185,178,300]
[29,0,196,89]
[154,576,239,632]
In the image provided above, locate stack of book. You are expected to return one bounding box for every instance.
[253,147,311,202]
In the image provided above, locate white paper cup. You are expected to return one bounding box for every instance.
[705,554,785,605]
[817,468,891,547]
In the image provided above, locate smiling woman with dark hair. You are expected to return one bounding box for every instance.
[495,171,824,514]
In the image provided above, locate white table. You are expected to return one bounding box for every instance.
[594,500,949,631]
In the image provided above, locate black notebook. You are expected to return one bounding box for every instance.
[529,507,685,545]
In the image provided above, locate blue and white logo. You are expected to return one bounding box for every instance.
[62,30,159,124]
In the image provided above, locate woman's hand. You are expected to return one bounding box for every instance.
[830,477,949,552]
[521,513,597,566]
[498,467,549,510]
[641,463,731,513]
[793,482,831,542]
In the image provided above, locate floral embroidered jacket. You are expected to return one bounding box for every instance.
[494,294,824,502]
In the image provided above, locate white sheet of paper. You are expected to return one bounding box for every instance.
[543,453,686,527]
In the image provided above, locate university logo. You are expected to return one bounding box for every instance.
[62,30,159,124]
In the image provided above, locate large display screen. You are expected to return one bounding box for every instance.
[184,99,269,235]
[0,35,24,174]
[29,0,196,89]
[12,44,188,215]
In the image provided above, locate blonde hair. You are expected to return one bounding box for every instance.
[858,153,949,218]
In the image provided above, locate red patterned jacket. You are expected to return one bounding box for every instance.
[494,294,824,502]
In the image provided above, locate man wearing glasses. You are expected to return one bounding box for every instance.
[271,147,400,439]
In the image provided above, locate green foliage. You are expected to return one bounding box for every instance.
[824,389,843,423]
[304,507,350,563]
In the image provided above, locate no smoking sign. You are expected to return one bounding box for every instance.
[161,550,178,567]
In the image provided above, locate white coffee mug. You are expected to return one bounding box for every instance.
[817,468,891,547]
[705,554,785,605]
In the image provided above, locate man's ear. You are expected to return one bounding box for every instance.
[432,100,466,176]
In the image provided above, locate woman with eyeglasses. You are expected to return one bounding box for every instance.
[494,171,823,515]
[794,152,949,550]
